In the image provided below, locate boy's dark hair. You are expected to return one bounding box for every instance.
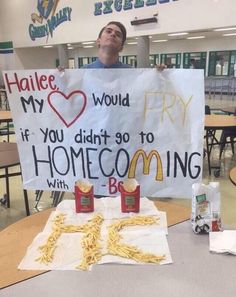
[98,21,127,45]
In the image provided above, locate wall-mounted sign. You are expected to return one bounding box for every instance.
[94,0,179,16]
[0,41,13,54]
[29,0,72,41]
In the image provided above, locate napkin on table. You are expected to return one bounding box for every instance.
[209,230,236,255]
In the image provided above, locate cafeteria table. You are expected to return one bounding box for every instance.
[0,200,235,297]
[0,111,12,121]
[220,106,235,115]
[0,142,29,215]
[205,114,236,176]
[0,110,13,141]
[0,201,190,289]
[229,167,236,186]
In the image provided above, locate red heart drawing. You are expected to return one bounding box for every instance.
[47,90,87,127]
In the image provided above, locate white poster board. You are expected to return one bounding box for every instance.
[3,69,204,197]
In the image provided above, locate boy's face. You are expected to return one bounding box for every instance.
[97,24,123,52]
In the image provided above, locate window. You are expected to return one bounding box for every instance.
[68,58,75,69]
[55,58,60,67]
[183,52,206,71]
[160,53,181,68]
[229,51,236,76]
[78,57,97,68]
[122,55,137,67]
[208,51,236,76]
[149,54,159,68]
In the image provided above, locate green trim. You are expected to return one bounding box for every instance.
[0,41,13,49]
[55,58,60,67]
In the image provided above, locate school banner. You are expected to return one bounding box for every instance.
[3,69,204,197]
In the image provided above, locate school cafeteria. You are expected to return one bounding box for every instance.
[0,1,236,296]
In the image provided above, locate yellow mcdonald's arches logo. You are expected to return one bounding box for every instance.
[128,150,163,181]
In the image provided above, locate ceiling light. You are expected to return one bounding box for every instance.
[152,39,168,43]
[43,45,53,48]
[127,42,138,45]
[187,36,205,40]
[168,32,188,36]
[68,47,74,50]
[83,45,94,48]
[214,27,236,31]
[134,36,152,40]
[149,36,152,39]
[82,41,95,45]
[223,33,236,36]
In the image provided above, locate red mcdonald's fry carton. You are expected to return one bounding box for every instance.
[120,179,140,213]
[75,179,94,213]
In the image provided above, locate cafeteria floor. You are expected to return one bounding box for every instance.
[0,95,235,230]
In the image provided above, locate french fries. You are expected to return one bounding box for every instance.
[36,214,165,269]
[107,215,166,264]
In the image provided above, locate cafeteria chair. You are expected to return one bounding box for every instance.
[34,190,44,208]
[219,109,236,159]
[0,143,30,216]
[52,191,65,206]
[230,166,236,186]
[219,130,236,159]
[220,128,236,159]
[0,89,10,110]
[34,190,65,209]
[205,105,211,115]
[0,123,15,142]
[204,105,211,158]
[204,105,222,177]
[204,105,218,156]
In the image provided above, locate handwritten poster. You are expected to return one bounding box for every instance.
[3,69,204,197]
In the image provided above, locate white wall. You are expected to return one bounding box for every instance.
[0,47,57,85]
[1,0,236,48]
[14,47,58,69]
[1,0,236,73]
